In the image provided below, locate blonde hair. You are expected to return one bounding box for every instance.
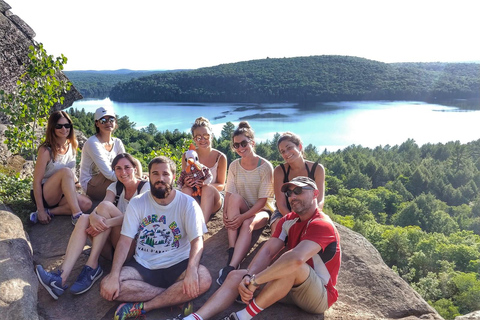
[191,117,213,136]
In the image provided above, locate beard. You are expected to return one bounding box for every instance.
[290,199,307,215]
[150,180,173,199]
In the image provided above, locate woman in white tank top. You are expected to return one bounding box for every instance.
[30,111,92,225]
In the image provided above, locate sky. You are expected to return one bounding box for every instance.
[6,0,479,71]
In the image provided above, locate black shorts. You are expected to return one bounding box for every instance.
[125,258,189,288]
[30,184,63,209]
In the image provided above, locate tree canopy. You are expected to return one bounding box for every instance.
[106,56,480,103]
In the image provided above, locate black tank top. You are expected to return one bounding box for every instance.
[280,162,319,211]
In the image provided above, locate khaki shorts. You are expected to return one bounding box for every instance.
[279,266,329,314]
[86,174,114,201]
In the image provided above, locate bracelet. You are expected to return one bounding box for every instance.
[242,273,252,280]
[250,274,260,287]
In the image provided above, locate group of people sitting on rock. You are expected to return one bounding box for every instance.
[32,106,341,320]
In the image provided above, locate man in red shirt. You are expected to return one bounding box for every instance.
[168,176,341,320]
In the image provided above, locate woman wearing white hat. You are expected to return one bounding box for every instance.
[79,106,125,201]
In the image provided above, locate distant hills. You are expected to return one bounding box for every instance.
[64,69,188,98]
[66,56,480,103]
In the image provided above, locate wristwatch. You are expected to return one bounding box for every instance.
[250,274,260,287]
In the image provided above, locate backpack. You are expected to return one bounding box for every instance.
[113,180,147,207]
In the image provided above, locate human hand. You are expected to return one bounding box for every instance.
[184,176,195,188]
[86,225,102,237]
[37,210,51,224]
[89,212,108,233]
[182,269,200,299]
[238,276,254,303]
[225,213,243,230]
[100,274,120,301]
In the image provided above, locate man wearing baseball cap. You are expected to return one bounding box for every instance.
[170,176,341,320]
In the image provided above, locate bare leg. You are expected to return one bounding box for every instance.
[116,265,211,312]
[86,201,125,268]
[143,265,211,311]
[196,270,247,320]
[229,212,269,268]
[225,194,249,249]
[42,168,91,215]
[59,214,90,285]
[253,263,310,310]
[49,194,92,216]
[199,184,221,222]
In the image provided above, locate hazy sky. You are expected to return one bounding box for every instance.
[6,0,479,71]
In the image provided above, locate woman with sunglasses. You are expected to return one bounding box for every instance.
[35,153,150,299]
[217,121,275,285]
[181,117,227,223]
[31,111,92,225]
[271,131,325,232]
[80,106,125,201]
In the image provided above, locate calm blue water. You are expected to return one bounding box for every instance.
[69,99,480,152]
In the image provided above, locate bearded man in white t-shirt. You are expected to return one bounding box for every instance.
[100,156,212,320]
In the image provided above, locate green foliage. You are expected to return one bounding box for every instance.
[0,44,70,161]
[108,56,480,103]
[0,170,34,223]
[64,70,166,98]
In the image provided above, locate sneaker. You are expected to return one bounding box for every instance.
[71,212,83,225]
[218,312,239,320]
[181,301,193,317]
[35,265,67,300]
[30,212,38,224]
[114,302,145,320]
[216,265,235,286]
[70,265,103,295]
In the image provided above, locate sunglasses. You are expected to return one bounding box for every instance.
[99,117,116,125]
[285,186,314,198]
[233,140,250,149]
[194,133,210,142]
[55,123,72,129]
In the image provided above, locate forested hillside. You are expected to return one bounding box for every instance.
[108,56,480,103]
[64,69,185,98]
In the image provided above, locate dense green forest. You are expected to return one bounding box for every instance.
[106,56,480,103]
[64,69,186,98]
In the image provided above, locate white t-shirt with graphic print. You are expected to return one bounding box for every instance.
[121,190,207,270]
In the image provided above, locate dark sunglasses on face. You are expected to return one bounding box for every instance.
[285,186,314,198]
[55,123,72,129]
[99,117,116,125]
[194,133,210,142]
[233,140,250,149]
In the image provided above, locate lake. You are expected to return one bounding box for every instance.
[69,99,480,152]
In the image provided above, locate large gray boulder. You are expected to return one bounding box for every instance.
[0,208,39,320]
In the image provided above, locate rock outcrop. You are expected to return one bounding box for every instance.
[0,0,82,113]
[0,207,39,320]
